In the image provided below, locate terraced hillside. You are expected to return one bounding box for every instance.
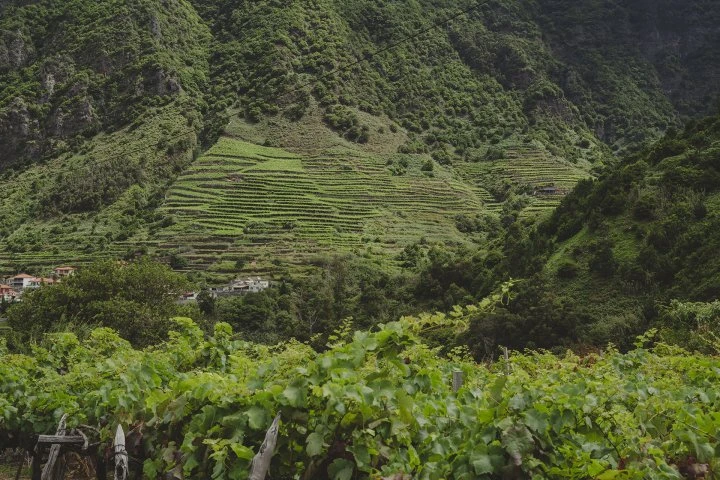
[0,130,593,278]
[454,144,591,216]
[149,138,499,275]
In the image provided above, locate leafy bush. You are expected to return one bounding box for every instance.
[556,259,580,279]
[3,316,718,478]
[588,240,617,277]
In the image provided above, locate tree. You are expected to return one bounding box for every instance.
[588,239,617,277]
[197,289,216,316]
[6,258,190,348]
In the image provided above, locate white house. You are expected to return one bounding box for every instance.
[229,277,270,294]
[7,274,36,291]
[177,291,199,304]
[6,274,54,291]
[26,277,55,289]
[208,277,271,298]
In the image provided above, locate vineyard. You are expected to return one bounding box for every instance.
[151,137,495,275]
[454,144,591,218]
[1,311,718,479]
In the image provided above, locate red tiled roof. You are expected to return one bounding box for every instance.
[12,273,34,279]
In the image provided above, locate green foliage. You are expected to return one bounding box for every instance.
[323,105,370,143]
[524,113,720,349]
[658,300,720,354]
[0,317,719,478]
[4,0,720,277]
[5,258,190,347]
[556,259,579,279]
[0,0,210,167]
[588,239,617,278]
[485,146,505,161]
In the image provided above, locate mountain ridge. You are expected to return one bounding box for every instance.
[1,0,719,278]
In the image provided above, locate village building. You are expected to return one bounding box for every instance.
[7,274,36,291]
[26,277,55,289]
[53,266,76,278]
[229,277,270,294]
[204,277,271,299]
[533,185,566,196]
[0,284,18,303]
[177,291,199,305]
[5,274,55,292]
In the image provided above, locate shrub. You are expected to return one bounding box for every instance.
[588,240,617,277]
[556,259,580,279]
[485,147,505,160]
[632,193,656,220]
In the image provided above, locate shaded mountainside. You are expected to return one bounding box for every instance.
[542,114,720,300]
[497,113,720,350]
[0,0,719,276]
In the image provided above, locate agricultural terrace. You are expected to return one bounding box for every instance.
[455,144,591,217]
[152,138,495,274]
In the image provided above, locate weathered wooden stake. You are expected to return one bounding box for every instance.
[31,452,41,480]
[41,414,68,480]
[248,414,281,480]
[113,425,129,480]
[503,347,511,375]
[452,370,464,393]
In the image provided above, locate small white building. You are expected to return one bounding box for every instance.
[177,291,199,304]
[6,274,54,291]
[209,277,271,297]
[27,277,55,289]
[229,277,270,294]
[7,274,36,291]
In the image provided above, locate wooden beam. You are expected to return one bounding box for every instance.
[41,414,67,480]
[36,435,85,445]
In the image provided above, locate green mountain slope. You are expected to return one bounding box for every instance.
[520,113,720,347]
[1,0,719,276]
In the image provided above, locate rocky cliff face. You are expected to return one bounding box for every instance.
[2,0,718,171]
[0,0,209,168]
[533,0,720,149]
[648,1,720,115]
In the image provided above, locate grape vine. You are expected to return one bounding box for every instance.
[0,315,718,479]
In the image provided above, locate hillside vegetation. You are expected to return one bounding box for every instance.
[511,112,720,349]
[1,316,718,479]
[1,0,720,275]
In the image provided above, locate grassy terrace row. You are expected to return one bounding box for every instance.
[0,138,589,278]
[151,138,494,272]
[456,144,591,213]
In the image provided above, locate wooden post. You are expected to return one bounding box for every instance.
[114,425,129,480]
[452,370,464,393]
[39,414,68,480]
[248,414,280,480]
[503,347,511,376]
[31,451,41,480]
